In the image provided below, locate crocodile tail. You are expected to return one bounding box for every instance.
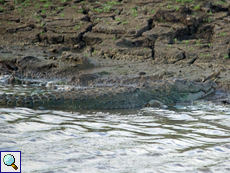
[0,86,146,109]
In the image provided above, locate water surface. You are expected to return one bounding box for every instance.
[0,85,230,172]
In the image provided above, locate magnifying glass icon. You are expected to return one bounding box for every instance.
[3,154,18,170]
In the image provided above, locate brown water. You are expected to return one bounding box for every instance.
[0,85,230,172]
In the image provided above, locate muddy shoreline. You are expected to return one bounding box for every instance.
[1,0,230,90]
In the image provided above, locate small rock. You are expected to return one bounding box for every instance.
[139,72,146,75]
[73,42,85,49]
[179,6,192,14]
[41,14,46,18]
[153,10,175,22]
[49,56,57,60]
[222,100,230,104]
[146,100,166,108]
[49,48,58,53]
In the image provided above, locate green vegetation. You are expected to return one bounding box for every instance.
[94,8,103,13]
[203,17,211,23]
[60,13,65,17]
[167,5,173,9]
[200,53,210,57]
[208,43,212,47]
[196,40,202,46]
[194,4,201,10]
[115,9,119,14]
[159,17,164,22]
[215,0,227,4]
[122,20,128,25]
[106,1,120,5]
[207,11,212,15]
[35,3,40,9]
[92,1,120,13]
[102,5,112,12]
[175,0,196,5]
[74,22,83,30]
[115,17,121,21]
[43,3,49,8]
[34,15,41,21]
[94,18,100,22]
[77,9,84,13]
[224,55,229,59]
[196,39,201,44]
[198,52,210,58]
[98,71,110,75]
[74,25,80,30]
[40,22,45,26]
[130,8,138,17]
[220,32,226,36]
[57,6,64,10]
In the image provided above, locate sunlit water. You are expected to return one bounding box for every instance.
[1,85,230,172]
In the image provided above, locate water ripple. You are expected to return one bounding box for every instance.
[0,88,230,172]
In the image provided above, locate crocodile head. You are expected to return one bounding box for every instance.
[144,78,217,103]
[170,78,216,101]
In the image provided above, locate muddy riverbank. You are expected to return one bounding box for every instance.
[1,0,230,89]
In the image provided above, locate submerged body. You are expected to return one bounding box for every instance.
[0,78,216,109]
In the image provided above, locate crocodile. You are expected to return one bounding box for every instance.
[0,78,216,109]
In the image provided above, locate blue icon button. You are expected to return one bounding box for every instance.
[1,151,21,173]
[3,154,18,170]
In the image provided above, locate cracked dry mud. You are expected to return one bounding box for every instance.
[1,0,230,89]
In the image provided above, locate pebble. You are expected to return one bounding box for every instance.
[139,72,146,75]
